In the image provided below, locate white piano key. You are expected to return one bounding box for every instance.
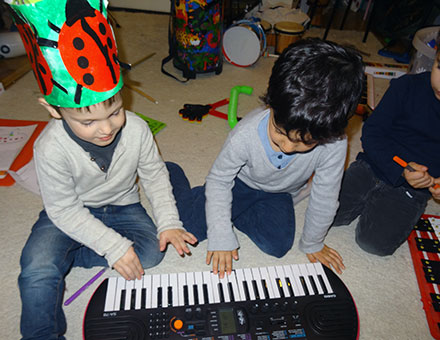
[114,276,126,311]
[210,272,221,303]
[151,274,161,308]
[299,264,314,295]
[243,268,256,300]
[275,265,291,297]
[313,262,333,294]
[306,263,324,295]
[169,273,178,307]
[290,264,305,296]
[194,272,205,304]
[234,269,247,302]
[186,272,195,305]
[178,272,186,306]
[143,274,152,309]
[251,267,266,300]
[267,266,281,298]
[134,278,143,310]
[203,271,214,303]
[104,276,118,312]
[283,265,300,297]
[160,274,169,308]
[259,267,276,299]
[124,280,134,310]
[219,275,231,303]
[227,271,242,302]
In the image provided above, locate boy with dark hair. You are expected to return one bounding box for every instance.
[167,38,365,278]
[7,1,197,339]
[332,34,440,256]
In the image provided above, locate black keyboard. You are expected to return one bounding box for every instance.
[83,263,358,340]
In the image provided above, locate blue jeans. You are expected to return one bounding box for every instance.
[332,159,431,256]
[19,203,164,340]
[166,162,295,258]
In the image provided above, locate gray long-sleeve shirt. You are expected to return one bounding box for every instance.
[205,107,347,254]
[34,111,183,266]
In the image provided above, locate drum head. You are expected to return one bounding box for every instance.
[222,26,261,67]
[274,21,305,34]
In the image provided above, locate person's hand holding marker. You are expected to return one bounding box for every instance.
[393,156,440,200]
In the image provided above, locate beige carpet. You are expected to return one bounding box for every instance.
[0,10,439,340]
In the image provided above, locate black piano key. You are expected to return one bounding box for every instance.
[252,280,260,300]
[285,277,294,297]
[276,278,285,298]
[308,275,318,295]
[218,283,225,303]
[120,290,126,310]
[242,281,251,301]
[431,293,440,312]
[193,285,199,305]
[141,288,146,309]
[299,276,309,295]
[261,279,269,300]
[422,259,440,272]
[317,275,328,294]
[424,268,440,284]
[183,285,189,305]
[416,237,440,253]
[130,289,136,310]
[157,287,163,308]
[228,282,235,302]
[415,218,434,232]
[168,286,173,307]
[202,283,209,303]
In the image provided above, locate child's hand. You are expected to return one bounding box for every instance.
[306,244,345,274]
[113,246,144,280]
[430,178,440,200]
[159,229,198,256]
[404,162,435,189]
[206,250,239,279]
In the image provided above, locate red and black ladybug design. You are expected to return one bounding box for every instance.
[40,0,121,105]
[10,9,59,97]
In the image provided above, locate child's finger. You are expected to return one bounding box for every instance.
[159,237,167,252]
[206,251,213,265]
[218,258,226,279]
[212,255,219,274]
[171,239,186,256]
[178,239,191,254]
[225,255,233,275]
[183,232,198,244]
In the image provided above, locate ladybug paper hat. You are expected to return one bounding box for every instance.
[6,0,124,108]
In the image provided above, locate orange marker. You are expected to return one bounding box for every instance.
[393,156,440,189]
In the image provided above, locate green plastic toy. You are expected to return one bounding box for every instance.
[227,85,253,129]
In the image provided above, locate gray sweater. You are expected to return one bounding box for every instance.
[205,107,347,254]
[34,111,183,266]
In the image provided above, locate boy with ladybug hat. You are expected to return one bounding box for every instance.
[6,1,197,339]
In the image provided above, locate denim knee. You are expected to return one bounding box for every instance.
[355,228,396,256]
[266,245,291,258]
[137,248,165,269]
[254,236,293,258]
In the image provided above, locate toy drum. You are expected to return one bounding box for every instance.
[222,20,266,67]
[274,21,305,54]
[260,19,275,47]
